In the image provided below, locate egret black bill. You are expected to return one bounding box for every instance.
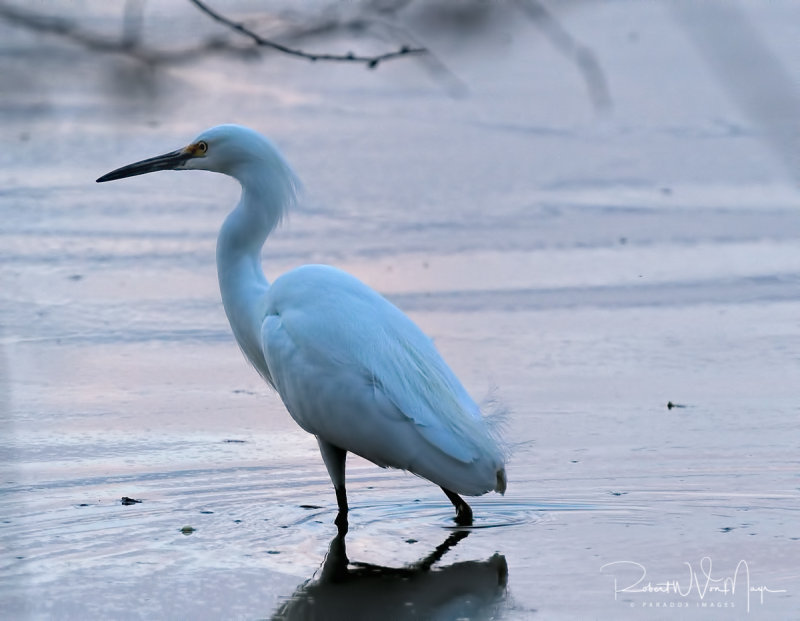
[96,148,191,183]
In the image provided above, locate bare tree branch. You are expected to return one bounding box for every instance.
[188,0,426,69]
[364,15,468,95]
[0,1,250,64]
[274,7,467,95]
[0,0,606,106]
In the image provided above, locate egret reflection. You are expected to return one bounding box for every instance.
[272,528,508,620]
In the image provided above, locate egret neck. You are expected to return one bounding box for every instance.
[216,161,294,385]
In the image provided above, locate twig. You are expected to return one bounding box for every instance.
[188,0,426,68]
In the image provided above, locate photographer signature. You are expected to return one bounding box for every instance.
[600,557,786,613]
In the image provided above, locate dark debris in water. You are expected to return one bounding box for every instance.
[405,538,418,544]
[121,496,142,505]
[300,504,322,510]
[667,401,688,410]
[223,438,247,443]
[608,491,627,496]
[200,510,213,514]
[720,526,734,533]
[180,525,196,535]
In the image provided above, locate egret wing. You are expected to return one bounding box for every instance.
[261,266,491,465]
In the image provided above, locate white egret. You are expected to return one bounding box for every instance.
[97,125,507,527]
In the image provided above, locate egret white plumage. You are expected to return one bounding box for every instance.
[97,125,507,527]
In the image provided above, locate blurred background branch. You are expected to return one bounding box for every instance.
[0,0,612,107]
[0,0,426,68]
[0,0,250,64]
[671,0,800,184]
[517,0,611,111]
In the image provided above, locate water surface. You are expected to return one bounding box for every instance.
[2,2,799,618]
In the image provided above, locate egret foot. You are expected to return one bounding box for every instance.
[441,487,473,526]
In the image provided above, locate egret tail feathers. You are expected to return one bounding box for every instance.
[383,333,507,467]
[481,391,512,462]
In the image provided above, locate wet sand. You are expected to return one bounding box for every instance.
[2,2,799,618]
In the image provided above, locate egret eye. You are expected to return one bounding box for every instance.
[197,141,208,154]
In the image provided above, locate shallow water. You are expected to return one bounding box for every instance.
[2,1,800,619]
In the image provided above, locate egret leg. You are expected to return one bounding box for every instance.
[334,486,349,534]
[441,487,473,526]
[317,438,348,529]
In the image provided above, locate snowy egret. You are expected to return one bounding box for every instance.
[97,125,507,527]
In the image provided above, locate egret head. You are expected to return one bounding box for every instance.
[96,124,296,185]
